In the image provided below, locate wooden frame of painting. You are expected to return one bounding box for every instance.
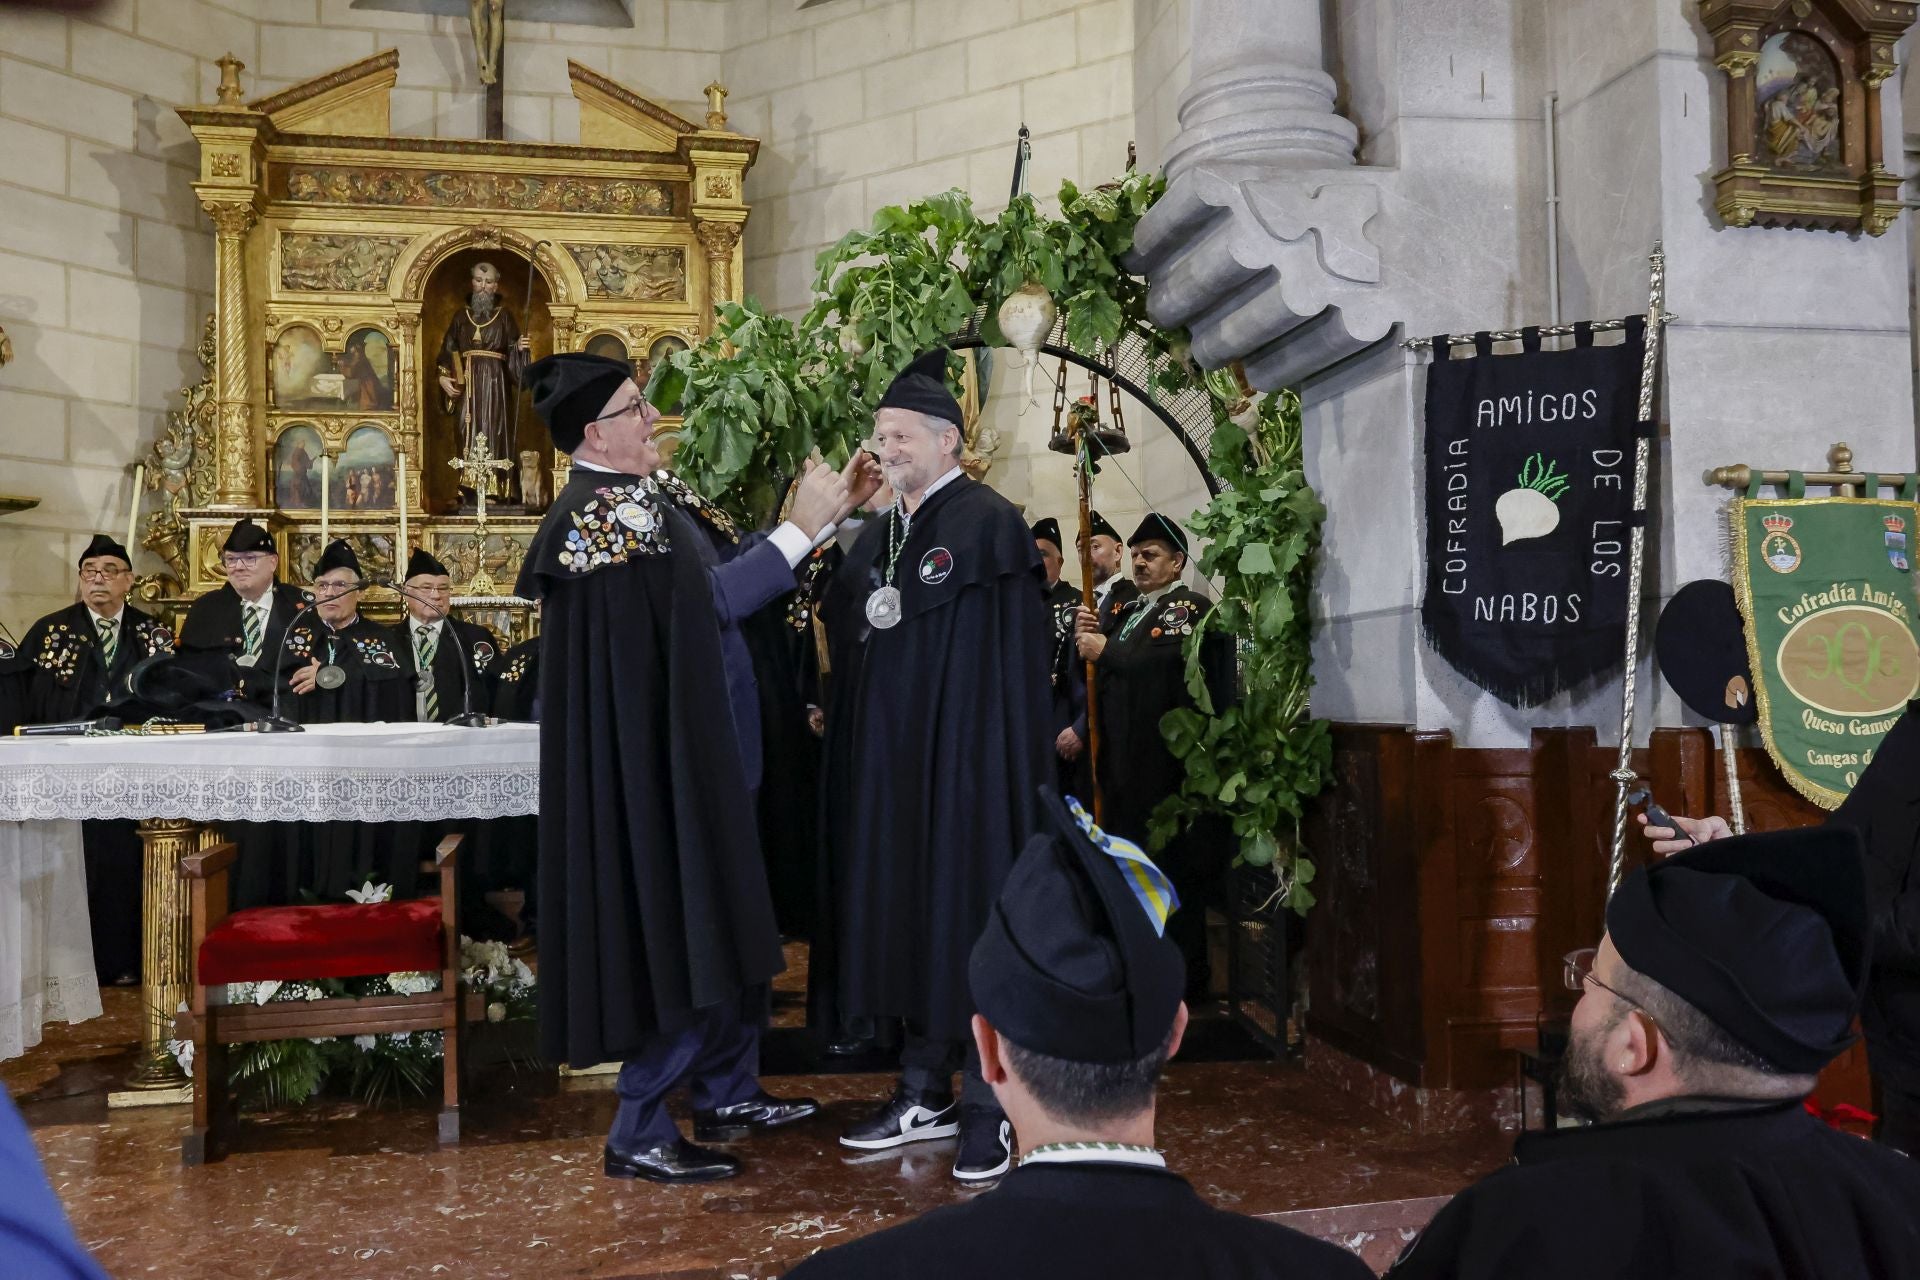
[1701,0,1916,234]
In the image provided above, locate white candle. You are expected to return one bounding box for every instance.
[320,454,331,547]
[126,464,144,562]
[397,451,409,562]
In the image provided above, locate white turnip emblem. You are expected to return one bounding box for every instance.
[1495,452,1571,545]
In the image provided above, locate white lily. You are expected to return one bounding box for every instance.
[345,881,393,904]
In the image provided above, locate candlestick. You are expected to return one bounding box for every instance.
[126,464,144,562]
[397,451,409,564]
[320,454,331,547]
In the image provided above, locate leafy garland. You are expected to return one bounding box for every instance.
[650,171,1330,905]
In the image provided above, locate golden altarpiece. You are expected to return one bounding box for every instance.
[142,51,755,639]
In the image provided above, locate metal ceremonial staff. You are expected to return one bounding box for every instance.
[505,240,551,462]
[1606,242,1673,894]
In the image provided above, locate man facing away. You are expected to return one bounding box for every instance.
[1388,826,1920,1279]
[787,787,1370,1280]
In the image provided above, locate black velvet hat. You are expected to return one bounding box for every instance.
[1128,513,1188,560]
[970,788,1186,1064]
[1607,825,1868,1074]
[78,533,131,568]
[877,349,963,426]
[312,538,361,580]
[1087,510,1120,542]
[113,648,257,728]
[526,352,634,453]
[1655,580,1757,725]
[1031,517,1063,553]
[221,519,274,555]
[405,547,450,580]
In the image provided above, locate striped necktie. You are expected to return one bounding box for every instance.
[1117,598,1153,642]
[96,616,119,669]
[242,601,264,658]
[415,624,440,721]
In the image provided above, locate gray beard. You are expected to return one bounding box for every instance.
[1555,1021,1629,1121]
[470,292,497,319]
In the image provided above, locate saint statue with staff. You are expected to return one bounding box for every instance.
[436,261,531,502]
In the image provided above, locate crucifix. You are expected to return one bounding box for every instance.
[470,0,506,140]
[450,433,512,529]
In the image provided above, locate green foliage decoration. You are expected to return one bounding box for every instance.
[1147,388,1332,914]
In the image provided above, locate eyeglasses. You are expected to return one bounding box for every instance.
[221,553,273,569]
[78,566,130,581]
[589,397,649,426]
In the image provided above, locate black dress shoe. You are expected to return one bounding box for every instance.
[693,1090,820,1142]
[839,1085,959,1150]
[825,1036,873,1058]
[952,1113,1013,1183]
[603,1139,742,1183]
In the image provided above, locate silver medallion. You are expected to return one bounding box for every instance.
[865,585,903,630]
[235,653,258,669]
[315,664,347,690]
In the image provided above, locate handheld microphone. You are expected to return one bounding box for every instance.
[371,578,491,728]
[13,716,124,737]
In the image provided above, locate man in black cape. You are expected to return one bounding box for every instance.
[517,351,874,1183]
[1034,516,1085,795]
[1390,826,1920,1279]
[789,788,1370,1280]
[178,518,312,705]
[19,534,176,982]
[1059,510,1137,797]
[1074,514,1233,996]
[394,546,499,724]
[820,348,1053,1182]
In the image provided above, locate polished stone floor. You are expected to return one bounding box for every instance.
[11,989,1507,1278]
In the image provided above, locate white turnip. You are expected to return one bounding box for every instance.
[1494,452,1571,546]
[997,281,1056,411]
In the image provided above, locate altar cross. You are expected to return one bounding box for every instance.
[450,433,513,528]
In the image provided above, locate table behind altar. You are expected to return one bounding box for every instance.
[0,723,539,1086]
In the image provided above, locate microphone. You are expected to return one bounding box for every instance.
[365,578,492,728]
[14,716,124,737]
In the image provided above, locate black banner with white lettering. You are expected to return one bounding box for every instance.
[1421,323,1645,707]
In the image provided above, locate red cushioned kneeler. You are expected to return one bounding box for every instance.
[197,897,444,984]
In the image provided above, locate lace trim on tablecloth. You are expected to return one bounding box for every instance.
[0,974,103,1063]
[0,764,539,823]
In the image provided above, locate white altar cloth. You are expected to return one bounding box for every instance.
[0,821,102,1061]
[0,722,541,823]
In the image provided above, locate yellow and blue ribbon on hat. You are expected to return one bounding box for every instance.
[1065,796,1180,937]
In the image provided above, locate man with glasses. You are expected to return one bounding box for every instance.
[517,352,877,1183]
[1388,826,1920,1279]
[19,534,176,982]
[180,518,313,704]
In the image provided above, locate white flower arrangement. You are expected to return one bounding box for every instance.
[345,881,394,904]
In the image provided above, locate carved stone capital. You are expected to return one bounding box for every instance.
[694,219,742,261]
[203,200,256,237]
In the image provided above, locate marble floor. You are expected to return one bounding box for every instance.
[11,990,1508,1278]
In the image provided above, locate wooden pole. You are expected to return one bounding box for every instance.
[1074,429,1105,823]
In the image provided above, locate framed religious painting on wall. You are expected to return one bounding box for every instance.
[269,324,343,410]
[1701,0,1916,235]
[583,332,629,361]
[340,326,395,411]
[274,424,325,509]
[337,425,397,510]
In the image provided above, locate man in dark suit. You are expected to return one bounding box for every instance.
[395,547,499,723]
[178,518,312,704]
[1390,827,1920,1279]
[787,788,1369,1280]
[20,534,177,982]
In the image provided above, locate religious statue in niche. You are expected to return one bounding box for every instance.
[1758,32,1842,171]
[1700,0,1916,236]
[435,260,531,503]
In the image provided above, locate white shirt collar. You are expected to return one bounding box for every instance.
[241,591,272,615]
[572,456,616,473]
[87,604,125,627]
[1020,1142,1167,1170]
[411,615,443,636]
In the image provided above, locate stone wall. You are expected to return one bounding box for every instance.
[0,0,248,634]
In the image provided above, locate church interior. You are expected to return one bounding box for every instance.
[4,0,1920,1275]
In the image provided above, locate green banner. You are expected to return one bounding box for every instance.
[1732,496,1920,808]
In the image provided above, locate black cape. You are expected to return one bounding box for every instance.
[255,613,418,904]
[177,580,315,705]
[785,1162,1371,1280]
[818,475,1052,1042]
[489,637,540,722]
[743,591,822,937]
[517,470,782,1067]
[1827,701,1920,1092]
[0,636,26,736]
[21,602,175,721]
[394,616,501,722]
[1386,1099,1920,1279]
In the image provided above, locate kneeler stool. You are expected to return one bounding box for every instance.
[175,833,477,1164]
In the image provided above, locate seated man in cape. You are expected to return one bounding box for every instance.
[787,789,1371,1280]
[818,349,1053,1182]
[517,351,877,1183]
[395,547,500,725]
[178,518,312,704]
[1388,826,1920,1279]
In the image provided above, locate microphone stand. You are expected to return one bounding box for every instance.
[260,596,321,733]
[379,578,491,728]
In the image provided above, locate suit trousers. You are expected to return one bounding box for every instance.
[607,1002,761,1151]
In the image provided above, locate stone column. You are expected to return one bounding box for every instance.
[1162,0,1357,178]
[203,198,259,508]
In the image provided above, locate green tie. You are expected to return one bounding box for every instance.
[96,616,119,669]
[242,602,263,658]
[416,625,440,721]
